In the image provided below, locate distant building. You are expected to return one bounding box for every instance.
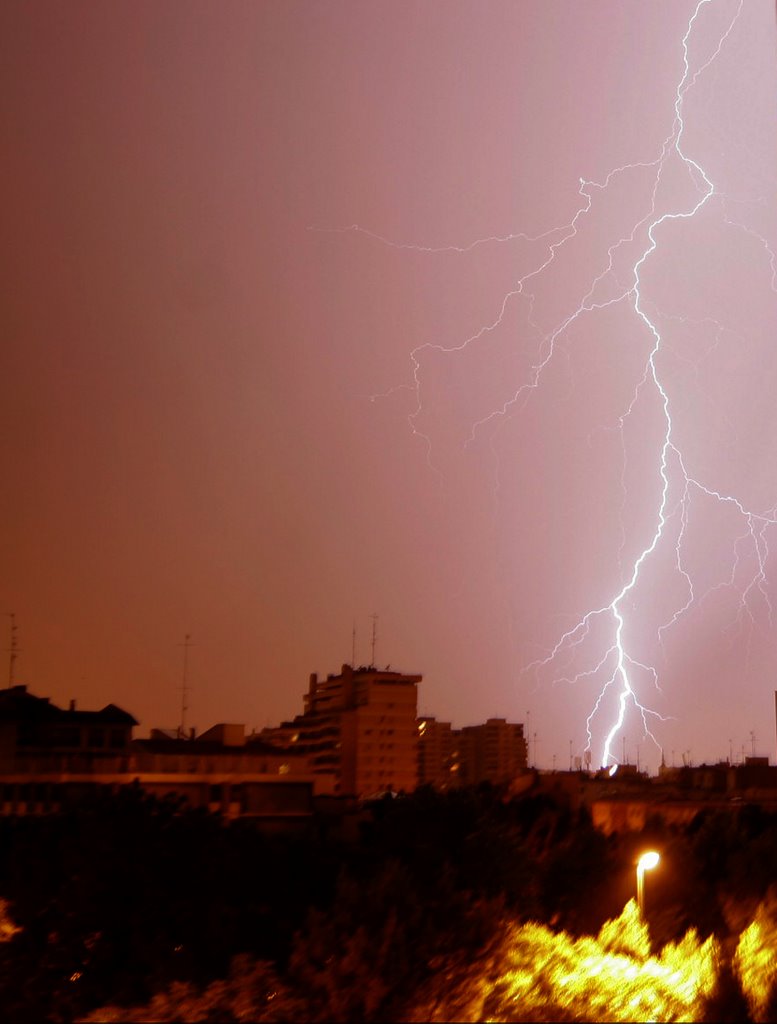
[417,716,457,788]
[262,664,421,798]
[454,718,528,786]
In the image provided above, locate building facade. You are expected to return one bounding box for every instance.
[0,687,326,826]
[262,664,421,798]
[454,718,528,786]
[417,716,457,789]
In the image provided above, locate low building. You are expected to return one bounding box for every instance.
[0,684,137,773]
[0,686,329,828]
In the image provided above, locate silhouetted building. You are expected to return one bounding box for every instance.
[262,664,421,797]
[0,687,327,827]
[0,685,136,773]
[454,717,528,786]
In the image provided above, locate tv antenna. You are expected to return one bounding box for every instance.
[177,633,194,738]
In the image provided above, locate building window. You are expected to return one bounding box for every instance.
[53,727,81,747]
[87,728,105,748]
[109,729,126,749]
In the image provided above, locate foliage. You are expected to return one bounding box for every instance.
[1,785,777,1020]
[408,900,719,1023]
[734,888,777,1023]
[77,956,307,1023]
[288,861,506,1022]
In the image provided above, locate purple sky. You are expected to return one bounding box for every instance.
[1,1,776,770]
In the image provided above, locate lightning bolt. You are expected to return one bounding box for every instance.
[318,0,776,769]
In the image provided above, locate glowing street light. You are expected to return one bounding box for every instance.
[636,850,660,915]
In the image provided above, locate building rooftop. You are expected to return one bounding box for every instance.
[136,736,289,757]
[0,686,137,725]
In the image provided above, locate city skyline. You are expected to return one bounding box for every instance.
[2,1,776,773]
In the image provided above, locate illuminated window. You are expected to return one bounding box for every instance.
[279,763,290,775]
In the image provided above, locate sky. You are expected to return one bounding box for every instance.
[1,1,776,771]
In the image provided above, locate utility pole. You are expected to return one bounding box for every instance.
[351,620,357,667]
[750,730,756,758]
[177,634,193,739]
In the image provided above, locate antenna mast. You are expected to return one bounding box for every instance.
[177,633,193,738]
[351,620,357,667]
[6,613,18,688]
[370,614,378,667]
[525,710,532,768]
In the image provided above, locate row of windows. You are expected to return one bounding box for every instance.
[18,727,127,749]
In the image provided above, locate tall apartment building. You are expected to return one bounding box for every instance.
[455,718,528,786]
[263,664,421,797]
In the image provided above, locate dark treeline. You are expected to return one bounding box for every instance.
[0,784,775,1021]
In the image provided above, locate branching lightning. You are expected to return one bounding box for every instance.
[318,0,777,768]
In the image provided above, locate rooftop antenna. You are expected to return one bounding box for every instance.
[750,729,756,758]
[526,710,532,767]
[370,613,378,667]
[351,620,357,667]
[177,633,193,739]
[5,613,19,688]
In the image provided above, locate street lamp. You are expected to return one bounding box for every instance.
[636,850,660,915]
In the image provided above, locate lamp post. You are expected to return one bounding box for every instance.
[636,850,660,915]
